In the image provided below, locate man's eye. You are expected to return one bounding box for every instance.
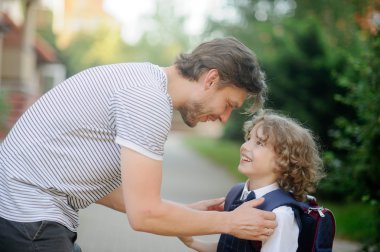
[227,101,235,109]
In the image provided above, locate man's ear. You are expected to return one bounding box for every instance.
[204,69,220,89]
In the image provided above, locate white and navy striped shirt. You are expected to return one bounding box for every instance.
[0,62,172,231]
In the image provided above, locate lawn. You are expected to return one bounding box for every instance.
[184,136,376,243]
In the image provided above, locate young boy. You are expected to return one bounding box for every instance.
[179,110,325,252]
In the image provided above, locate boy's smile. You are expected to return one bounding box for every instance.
[240,153,252,163]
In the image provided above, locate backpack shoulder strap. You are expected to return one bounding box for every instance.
[257,189,302,228]
[257,189,299,211]
[224,183,245,211]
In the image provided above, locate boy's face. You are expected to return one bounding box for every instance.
[178,83,247,127]
[238,123,278,189]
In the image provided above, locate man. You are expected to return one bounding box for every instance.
[0,37,276,251]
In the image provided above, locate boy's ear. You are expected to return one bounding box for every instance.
[204,69,220,89]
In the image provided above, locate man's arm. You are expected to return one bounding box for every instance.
[95,187,225,213]
[120,147,276,239]
[96,186,126,213]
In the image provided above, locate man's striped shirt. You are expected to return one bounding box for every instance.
[0,62,172,231]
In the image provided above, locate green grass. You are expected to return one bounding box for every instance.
[184,136,375,242]
[325,201,376,241]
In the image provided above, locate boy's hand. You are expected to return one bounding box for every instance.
[178,236,218,252]
[188,197,225,211]
[229,198,277,241]
[178,236,194,247]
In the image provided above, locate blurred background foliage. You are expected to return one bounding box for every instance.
[34,0,379,249]
[208,0,380,249]
[0,90,9,133]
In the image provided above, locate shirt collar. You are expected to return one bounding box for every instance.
[240,181,279,200]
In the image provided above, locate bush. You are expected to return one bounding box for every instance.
[0,90,9,133]
[330,14,380,250]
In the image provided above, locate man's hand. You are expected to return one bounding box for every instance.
[228,198,277,241]
[187,197,225,211]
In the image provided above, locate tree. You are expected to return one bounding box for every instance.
[211,0,380,248]
[207,1,347,151]
[331,1,380,248]
[58,0,194,77]
[59,24,129,77]
[0,91,10,136]
[128,0,193,66]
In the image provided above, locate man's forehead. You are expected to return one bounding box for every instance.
[228,85,248,107]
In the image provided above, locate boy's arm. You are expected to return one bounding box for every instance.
[178,236,218,252]
[261,207,299,252]
[121,147,276,239]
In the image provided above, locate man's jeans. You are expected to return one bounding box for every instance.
[0,217,81,252]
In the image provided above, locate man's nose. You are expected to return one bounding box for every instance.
[219,107,233,123]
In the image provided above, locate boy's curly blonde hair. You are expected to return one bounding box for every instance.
[243,110,325,201]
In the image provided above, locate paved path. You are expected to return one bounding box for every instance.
[77,133,361,252]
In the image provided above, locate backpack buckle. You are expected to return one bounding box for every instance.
[308,207,326,217]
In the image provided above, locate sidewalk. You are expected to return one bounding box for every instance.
[77,133,361,252]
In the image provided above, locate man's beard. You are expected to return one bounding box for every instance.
[178,102,204,128]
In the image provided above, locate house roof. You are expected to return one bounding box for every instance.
[35,36,57,63]
[1,12,58,63]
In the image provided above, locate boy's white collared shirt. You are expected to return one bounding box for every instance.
[240,182,280,200]
[241,181,299,252]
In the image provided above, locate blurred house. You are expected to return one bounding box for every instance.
[57,0,119,48]
[0,0,65,138]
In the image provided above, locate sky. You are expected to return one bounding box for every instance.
[103,0,234,43]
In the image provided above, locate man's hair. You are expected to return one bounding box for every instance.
[174,37,267,112]
[243,110,325,201]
